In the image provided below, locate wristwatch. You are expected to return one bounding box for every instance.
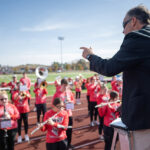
[86,54,91,60]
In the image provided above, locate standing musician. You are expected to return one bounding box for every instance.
[33,78,48,124]
[19,72,31,105]
[39,98,69,150]
[52,79,75,150]
[98,91,121,150]
[7,75,18,101]
[74,76,82,104]
[96,84,110,140]
[54,76,61,92]
[12,84,31,143]
[85,77,91,114]
[0,91,20,150]
[88,76,101,126]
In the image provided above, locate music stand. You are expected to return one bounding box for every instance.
[110,118,132,150]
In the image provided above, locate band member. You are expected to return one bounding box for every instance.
[88,76,101,126]
[0,91,20,150]
[19,72,31,105]
[7,75,18,101]
[12,85,31,143]
[112,77,123,100]
[74,76,82,104]
[98,91,120,150]
[39,98,69,150]
[85,77,91,113]
[52,79,75,149]
[97,84,109,140]
[33,79,48,124]
[54,76,61,92]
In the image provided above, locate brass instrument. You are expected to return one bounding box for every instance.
[19,91,27,99]
[95,100,121,108]
[40,80,48,89]
[35,66,48,80]
[35,66,48,88]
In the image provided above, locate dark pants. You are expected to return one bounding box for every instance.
[89,101,98,122]
[46,139,68,150]
[66,116,73,147]
[86,95,90,111]
[0,128,17,150]
[17,113,28,135]
[103,125,114,150]
[98,116,104,135]
[75,91,81,99]
[36,103,47,123]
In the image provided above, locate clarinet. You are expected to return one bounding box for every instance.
[3,103,8,137]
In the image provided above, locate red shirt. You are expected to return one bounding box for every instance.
[20,77,31,90]
[88,83,100,102]
[111,80,117,91]
[12,91,31,113]
[41,109,68,143]
[52,90,75,116]
[54,80,61,92]
[0,103,20,130]
[85,83,90,96]
[97,94,110,105]
[74,81,82,92]
[7,81,18,94]
[34,88,48,104]
[98,102,121,127]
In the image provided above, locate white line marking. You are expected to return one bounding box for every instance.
[73,139,103,149]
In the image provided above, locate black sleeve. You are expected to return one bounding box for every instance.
[89,33,150,76]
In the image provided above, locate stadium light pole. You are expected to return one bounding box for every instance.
[58,36,64,70]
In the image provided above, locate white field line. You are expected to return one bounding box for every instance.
[73,139,103,149]
[15,136,103,149]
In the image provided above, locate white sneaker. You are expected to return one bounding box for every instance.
[24,134,30,142]
[90,121,94,127]
[17,136,22,143]
[94,120,99,125]
[33,107,37,112]
[99,135,104,140]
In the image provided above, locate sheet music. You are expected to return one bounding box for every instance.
[110,118,127,129]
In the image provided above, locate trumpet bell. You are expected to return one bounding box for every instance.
[35,66,48,80]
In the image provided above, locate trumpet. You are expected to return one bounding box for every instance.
[95,100,121,108]
[40,80,48,89]
[31,110,61,135]
[19,91,28,99]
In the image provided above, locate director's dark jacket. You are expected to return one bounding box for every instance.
[88,25,150,130]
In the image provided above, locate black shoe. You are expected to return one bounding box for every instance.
[68,144,74,150]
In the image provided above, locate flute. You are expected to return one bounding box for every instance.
[95,100,121,108]
[31,110,61,135]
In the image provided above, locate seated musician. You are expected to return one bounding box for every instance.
[98,91,120,150]
[0,90,19,150]
[39,98,69,150]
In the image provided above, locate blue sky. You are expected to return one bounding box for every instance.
[0,0,150,66]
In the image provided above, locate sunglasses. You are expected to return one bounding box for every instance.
[123,18,132,29]
[0,98,7,101]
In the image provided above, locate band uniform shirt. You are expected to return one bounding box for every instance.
[0,103,19,130]
[34,88,48,104]
[41,109,68,143]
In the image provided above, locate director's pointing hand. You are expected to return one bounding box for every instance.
[80,47,94,59]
